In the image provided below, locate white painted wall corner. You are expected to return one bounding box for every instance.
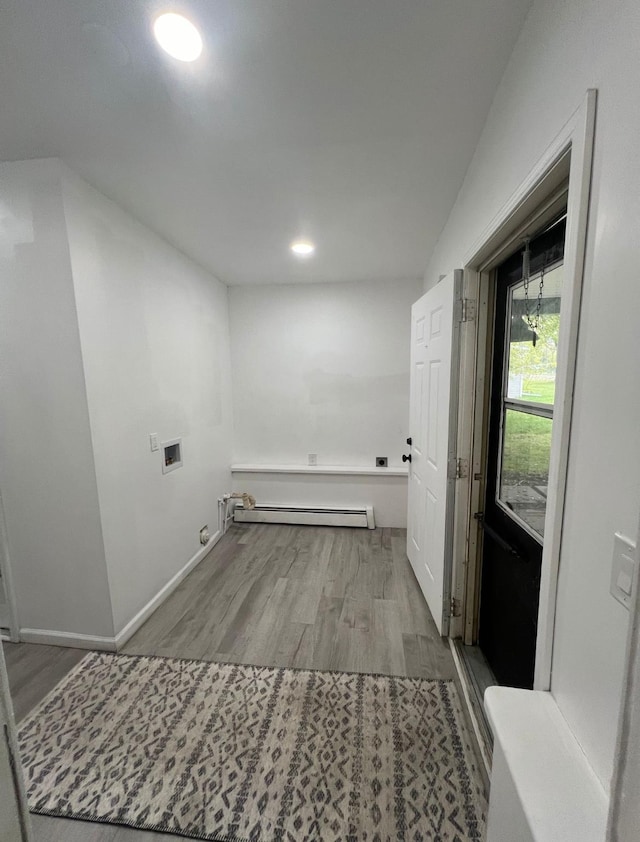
[114,530,221,649]
[19,532,221,652]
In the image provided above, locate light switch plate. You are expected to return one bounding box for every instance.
[150,433,159,452]
[610,532,637,610]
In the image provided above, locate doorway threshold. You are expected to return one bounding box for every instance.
[450,640,497,776]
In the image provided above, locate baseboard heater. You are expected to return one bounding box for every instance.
[233,503,375,529]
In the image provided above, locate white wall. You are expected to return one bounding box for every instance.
[0,160,114,638]
[60,168,234,635]
[425,0,640,791]
[228,279,422,527]
[229,280,421,466]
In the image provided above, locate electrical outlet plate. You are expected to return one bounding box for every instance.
[308,453,317,466]
[610,532,637,610]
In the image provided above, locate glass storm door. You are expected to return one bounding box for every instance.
[478,216,565,689]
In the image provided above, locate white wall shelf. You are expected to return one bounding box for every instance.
[231,464,408,478]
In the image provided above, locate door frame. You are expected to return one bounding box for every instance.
[451,90,596,691]
[0,490,19,642]
[0,644,32,839]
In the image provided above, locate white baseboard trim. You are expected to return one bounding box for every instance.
[19,628,117,651]
[114,530,221,650]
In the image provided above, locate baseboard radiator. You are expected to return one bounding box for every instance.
[233,503,375,529]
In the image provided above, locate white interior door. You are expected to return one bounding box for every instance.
[407,270,461,635]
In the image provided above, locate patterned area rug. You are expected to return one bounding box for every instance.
[18,652,486,841]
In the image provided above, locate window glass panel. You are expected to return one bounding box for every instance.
[499,409,553,539]
[506,264,563,405]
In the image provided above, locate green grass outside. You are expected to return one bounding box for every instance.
[521,378,555,404]
[502,401,553,483]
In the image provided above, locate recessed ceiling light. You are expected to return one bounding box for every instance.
[290,241,315,257]
[153,13,203,62]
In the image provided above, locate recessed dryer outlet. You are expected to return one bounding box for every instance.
[162,438,183,474]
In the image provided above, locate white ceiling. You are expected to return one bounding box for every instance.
[0,0,531,285]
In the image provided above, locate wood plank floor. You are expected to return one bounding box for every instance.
[4,523,471,842]
[123,523,456,677]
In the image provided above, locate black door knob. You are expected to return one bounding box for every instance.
[406,437,412,446]
[402,454,412,463]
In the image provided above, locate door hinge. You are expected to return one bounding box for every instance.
[449,596,462,618]
[448,457,469,479]
[456,298,476,323]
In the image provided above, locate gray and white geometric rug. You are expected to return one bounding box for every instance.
[18,652,486,841]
